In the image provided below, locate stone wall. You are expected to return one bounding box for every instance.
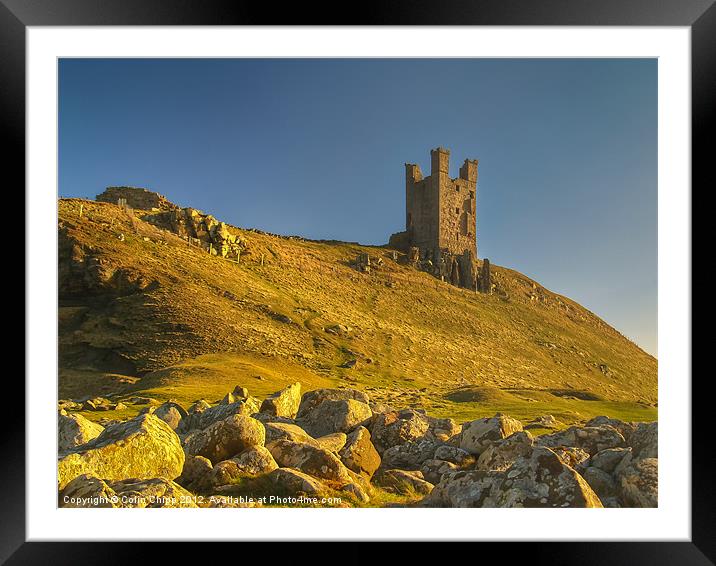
[96,187,178,211]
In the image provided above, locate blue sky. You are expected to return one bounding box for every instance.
[59,58,657,356]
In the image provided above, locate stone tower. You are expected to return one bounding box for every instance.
[405,147,478,259]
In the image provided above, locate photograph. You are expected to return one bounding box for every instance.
[56,57,658,510]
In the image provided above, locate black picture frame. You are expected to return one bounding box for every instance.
[7,1,707,563]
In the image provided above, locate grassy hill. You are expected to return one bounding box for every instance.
[58,198,657,429]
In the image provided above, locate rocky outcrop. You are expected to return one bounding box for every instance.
[96,187,178,211]
[535,424,625,456]
[58,414,184,489]
[267,468,326,496]
[296,388,371,419]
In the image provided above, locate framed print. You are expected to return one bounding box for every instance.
[7,0,708,563]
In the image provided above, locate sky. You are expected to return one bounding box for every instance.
[59,58,657,356]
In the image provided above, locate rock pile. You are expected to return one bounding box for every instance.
[57,385,658,508]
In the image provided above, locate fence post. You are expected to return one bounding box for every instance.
[79,204,83,218]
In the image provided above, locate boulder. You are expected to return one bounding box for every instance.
[420,459,459,484]
[264,422,318,446]
[433,445,474,466]
[422,470,497,507]
[551,446,591,469]
[459,414,524,455]
[381,439,439,471]
[183,414,265,464]
[375,469,434,496]
[267,468,327,496]
[315,432,347,453]
[210,446,278,486]
[180,397,261,433]
[59,474,197,508]
[152,401,188,431]
[488,446,603,508]
[268,440,352,483]
[587,447,631,474]
[369,409,431,454]
[232,385,250,399]
[616,455,658,507]
[296,388,370,419]
[424,445,603,508]
[338,426,381,479]
[628,422,658,460]
[581,466,617,502]
[476,431,534,471]
[58,412,104,453]
[176,455,213,492]
[586,416,639,443]
[58,414,185,489]
[260,382,302,418]
[536,425,625,456]
[298,399,372,438]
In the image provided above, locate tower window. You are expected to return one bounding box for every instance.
[455,207,460,214]
[470,191,474,199]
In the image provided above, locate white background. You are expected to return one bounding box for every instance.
[26,27,691,541]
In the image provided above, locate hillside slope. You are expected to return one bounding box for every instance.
[58,198,657,427]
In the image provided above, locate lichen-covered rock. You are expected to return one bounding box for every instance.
[180,397,261,433]
[424,445,602,508]
[58,474,118,507]
[381,439,439,471]
[296,388,370,419]
[459,414,524,456]
[183,414,265,464]
[315,432,347,453]
[176,454,213,492]
[60,474,197,508]
[267,468,326,496]
[535,425,625,456]
[433,445,475,466]
[151,401,188,431]
[338,426,381,479]
[581,466,617,502]
[420,459,459,484]
[422,470,497,507]
[58,412,104,453]
[58,414,184,489]
[369,409,431,454]
[489,446,602,507]
[616,455,658,507]
[264,422,318,446]
[298,399,372,438]
[476,431,534,471]
[586,416,639,443]
[375,469,434,495]
[628,422,658,460]
[586,447,631,474]
[210,446,278,486]
[260,382,301,418]
[268,439,352,483]
[552,446,591,469]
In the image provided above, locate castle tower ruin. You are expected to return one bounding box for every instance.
[404,147,478,260]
